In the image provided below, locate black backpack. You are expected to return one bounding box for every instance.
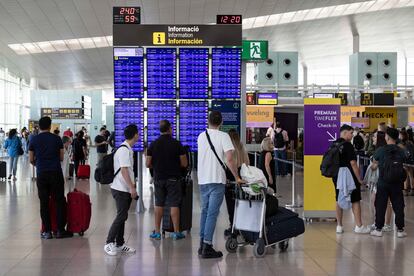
[274,130,285,148]
[320,141,345,178]
[381,147,407,184]
[95,145,127,184]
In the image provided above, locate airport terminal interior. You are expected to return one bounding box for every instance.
[1,0,414,275]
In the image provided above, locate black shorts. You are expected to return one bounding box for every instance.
[154,179,182,207]
[333,178,362,203]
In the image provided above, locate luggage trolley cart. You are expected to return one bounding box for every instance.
[225,184,289,258]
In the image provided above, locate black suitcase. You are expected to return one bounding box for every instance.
[0,161,6,180]
[162,176,193,234]
[241,207,305,244]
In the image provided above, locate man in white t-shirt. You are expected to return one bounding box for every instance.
[104,124,139,256]
[197,111,243,259]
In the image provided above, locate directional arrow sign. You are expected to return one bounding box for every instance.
[327,131,337,142]
[304,103,340,155]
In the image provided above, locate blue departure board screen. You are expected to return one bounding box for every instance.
[147,48,177,99]
[179,101,208,152]
[147,101,177,145]
[179,48,209,99]
[211,48,241,98]
[114,48,144,98]
[114,100,144,151]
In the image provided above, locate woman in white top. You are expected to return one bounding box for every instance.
[61,136,72,180]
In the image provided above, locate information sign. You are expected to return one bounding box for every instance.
[257,93,278,105]
[179,101,208,151]
[147,48,177,99]
[211,48,241,99]
[114,47,144,99]
[114,100,144,151]
[179,48,209,99]
[211,100,241,134]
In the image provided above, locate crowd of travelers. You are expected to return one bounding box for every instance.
[1,113,410,261]
[329,122,410,238]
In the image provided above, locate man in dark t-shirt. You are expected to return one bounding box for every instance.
[29,117,73,240]
[95,127,108,166]
[371,128,408,238]
[333,124,370,235]
[146,120,188,240]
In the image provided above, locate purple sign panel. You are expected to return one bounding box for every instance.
[304,104,340,155]
[257,93,278,105]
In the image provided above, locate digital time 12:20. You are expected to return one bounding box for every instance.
[216,15,242,24]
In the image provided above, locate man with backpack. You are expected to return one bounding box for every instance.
[274,122,289,176]
[104,124,139,256]
[331,125,370,234]
[370,127,408,238]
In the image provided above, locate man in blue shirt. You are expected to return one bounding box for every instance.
[29,117,73,239]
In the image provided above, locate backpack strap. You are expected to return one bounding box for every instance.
[205,130,227,172]
[113,144,129,178]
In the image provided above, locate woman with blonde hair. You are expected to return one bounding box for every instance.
[259,137,276,191]
[224,129,249,237]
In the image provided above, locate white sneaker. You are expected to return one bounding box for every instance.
[370,229,383,237]
[354,225,370,234]
[371,223,376,230]
[336,225,344,234]
[104,242,118,256]
[117,244,136,254]
[397,231,407,238]
[382,224,393,232]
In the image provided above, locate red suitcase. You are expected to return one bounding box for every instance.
[41,196,67,233]
[77,164,90,179]
[67,189,91,236]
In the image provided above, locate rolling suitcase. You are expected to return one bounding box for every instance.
[241,207,305,244]
[0,161,6,181]
[77,164,90,179]
[162,176,193,235]
[67,189,91,236]
[40,196,67,233]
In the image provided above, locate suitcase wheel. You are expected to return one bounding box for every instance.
[278,240,289,252]
[225,237,238,253]
[79,231,84,236]
[253,238,266,258]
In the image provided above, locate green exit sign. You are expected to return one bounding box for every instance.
[242,40,268,61]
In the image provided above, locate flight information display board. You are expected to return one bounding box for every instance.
[179,101,208,151]
[179,48,209,99]
[114,48,144,99]
[147,101,177,145]
[114,100,144,151]
[211,48,241,98]
[147,48,177,99]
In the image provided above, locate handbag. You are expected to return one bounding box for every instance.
[18,146,24,156]
[205,131,234,181]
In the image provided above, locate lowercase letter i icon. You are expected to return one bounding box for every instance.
[153,32,166,45]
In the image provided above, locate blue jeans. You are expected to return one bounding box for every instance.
[199,183,225,244]
[9,156,18,176]
[275,150,287,176]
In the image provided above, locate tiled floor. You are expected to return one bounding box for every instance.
[0,154,413,275]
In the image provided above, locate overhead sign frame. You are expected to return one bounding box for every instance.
[113,24,242,46]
